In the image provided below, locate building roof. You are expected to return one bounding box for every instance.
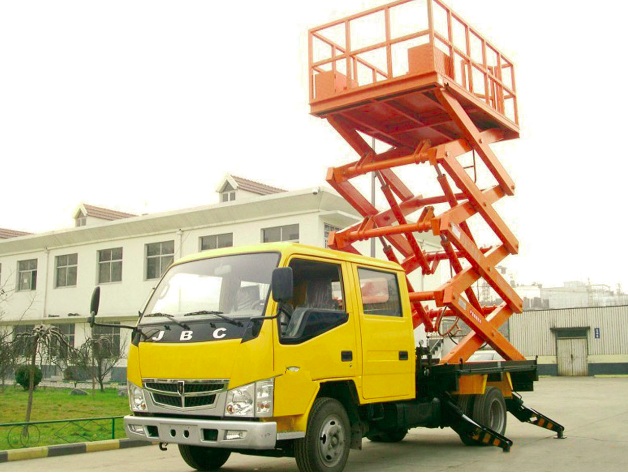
[0,187,361,256]
[74,204,137,221]
[0,228,31,239]
[217,174,287,196]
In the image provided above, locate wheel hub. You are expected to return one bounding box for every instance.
[318,416,345,465]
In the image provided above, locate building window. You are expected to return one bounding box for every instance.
[146,241,174,280]
[49,323,75,358]
[221,191,236,202]
[92,323,121,357]
[13,325,35,356]
[324,224,341,248]
[221,183,236,203]
[200,233,233,251]
[55,254,78,288]
[17,259,37,291]
[98,248,123,283]
[262,224,299,243]
[358,267,402,317]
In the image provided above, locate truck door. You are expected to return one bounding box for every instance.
[274,257,358,381]
[355,266,415,400]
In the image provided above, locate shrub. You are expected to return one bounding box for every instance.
[15,365,43,390]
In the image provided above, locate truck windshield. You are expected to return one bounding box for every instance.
[140,252,279,323]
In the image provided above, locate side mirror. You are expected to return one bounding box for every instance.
[86,285,139,333]
[271,268,293,303]
[88,286,101,327]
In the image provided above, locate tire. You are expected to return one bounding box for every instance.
[367,429,408,443]
[295,397,351,472]
[457,387,507,446]
[178,444,231,471]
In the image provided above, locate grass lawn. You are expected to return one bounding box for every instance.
[0,384,130,450]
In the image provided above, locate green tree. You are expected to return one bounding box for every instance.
[13,325,73,437]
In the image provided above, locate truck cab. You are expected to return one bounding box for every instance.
[122,242,417,470]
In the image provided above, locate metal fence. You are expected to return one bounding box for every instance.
[0,416,125,450]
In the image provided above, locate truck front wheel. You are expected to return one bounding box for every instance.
[178,444,231,471]
[295,397,351,472]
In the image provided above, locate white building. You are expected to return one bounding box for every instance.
[0,174,365,380]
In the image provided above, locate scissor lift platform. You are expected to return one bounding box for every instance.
[309,0,524,364]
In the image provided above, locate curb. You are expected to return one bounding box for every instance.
[0,439,153,463]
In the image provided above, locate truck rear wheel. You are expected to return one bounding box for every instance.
[295,397,351,472]
[458,386,507,446]
[178,444,231,471]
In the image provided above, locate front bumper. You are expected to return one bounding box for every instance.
[125,415,277,450]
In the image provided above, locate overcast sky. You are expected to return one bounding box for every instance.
[1,1,626,291]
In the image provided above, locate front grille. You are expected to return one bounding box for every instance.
[152,393,217,408]
[143,378,227,410]
[145,382,225,394]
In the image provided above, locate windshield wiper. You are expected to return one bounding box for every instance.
[184,310,243,327]
[144,312,190,330]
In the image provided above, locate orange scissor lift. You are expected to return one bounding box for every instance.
[309,0,524,365]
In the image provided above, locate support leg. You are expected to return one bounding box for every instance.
[506,392,565,439]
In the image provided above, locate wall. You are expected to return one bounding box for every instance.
[510,306,628,375]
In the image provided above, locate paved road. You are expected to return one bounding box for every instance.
[2,377,627,472]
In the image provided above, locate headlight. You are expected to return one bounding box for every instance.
[128,383,148,412]
[225,384,254,417]
[225,379,274,418]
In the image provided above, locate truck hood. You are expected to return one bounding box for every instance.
[135,319,274,388]
[137,339,240,380]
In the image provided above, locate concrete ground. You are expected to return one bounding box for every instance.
[2,376,627,472]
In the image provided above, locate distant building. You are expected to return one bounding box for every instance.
[478,278,628,310]
[539,281,628,309]
[0,174,363,380]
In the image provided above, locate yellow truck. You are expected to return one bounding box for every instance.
[89,242,562,471]
[87,2,567,469]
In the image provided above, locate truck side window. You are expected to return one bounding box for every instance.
[358,267,402,317]
[288,259,344,311]
[280,258,347,343]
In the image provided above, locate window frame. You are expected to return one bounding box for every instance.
[261,224,299,243]
[200,233,234,251]
[145,241,175,280]
[48,323,75,358]
[98,247,123,284]
[357,267,403,317]
[55,253,78,288]
[324,223,341,248]
[13,324,35,356]
[279,257,348,344]
[221,191,236,202]
[92,323,121,357]
[17,259,38,292]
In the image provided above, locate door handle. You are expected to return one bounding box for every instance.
[341,351,353,362]
[399,351,409,361]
